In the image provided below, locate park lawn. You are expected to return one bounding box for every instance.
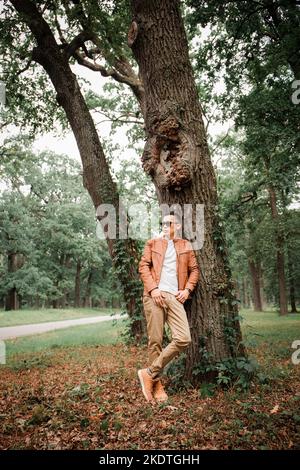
[0,307,121,327]
[241,309,300,360]
[4,308,298,360]
[5,318,128,365]
[241,308,300,342]
[0,309,299,450]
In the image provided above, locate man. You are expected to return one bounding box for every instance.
[138,211,200,403]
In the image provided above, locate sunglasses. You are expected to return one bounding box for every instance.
[159,221,175,227]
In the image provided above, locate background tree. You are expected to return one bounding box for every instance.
[186,0,300,315]
[215,127,300,314]
[2,0,145,338]
[0,137,123,310]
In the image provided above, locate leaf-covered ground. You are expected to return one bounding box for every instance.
[0,342,299,450]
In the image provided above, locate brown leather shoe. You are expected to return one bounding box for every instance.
[138,369,155,402]
[153,379,168,402]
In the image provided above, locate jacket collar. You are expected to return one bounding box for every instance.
[158,236,186,257]
[161,233,182,242]
[160,235,184,246]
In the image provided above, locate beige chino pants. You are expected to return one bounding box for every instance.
[142,291,192,379]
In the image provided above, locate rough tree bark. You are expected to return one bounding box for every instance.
[129,0,246,381]
[10,0,144,339]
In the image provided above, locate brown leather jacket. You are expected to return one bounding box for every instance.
[138,237,200,298]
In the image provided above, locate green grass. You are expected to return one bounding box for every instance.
[240,309,300,359]
[241,309,300,340]
[0,307,121,327]
[5,318,128,366]
[3,308,299,368]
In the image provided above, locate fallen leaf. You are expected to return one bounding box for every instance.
[270,405,279,414]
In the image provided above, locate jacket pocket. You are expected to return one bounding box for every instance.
[178,251,189,265]
[151,248,162,255]
[151,249,162,269]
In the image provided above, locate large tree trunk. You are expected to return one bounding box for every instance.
[267,185,288,315]
[11,0,144,339]
[129,0,246,381]
[248,259,263,312]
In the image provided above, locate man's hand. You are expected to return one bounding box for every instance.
[151,288,167,308]
[175,289,189,304]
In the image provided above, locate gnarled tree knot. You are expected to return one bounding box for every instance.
[127,21,138,47]
[141,115,195,190]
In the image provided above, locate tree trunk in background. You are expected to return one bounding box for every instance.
[267,185,288,315]
[248,259,263,312]
[11,0,144,340]
[260,270,267,310]
[129,0,246,381]
[61,297,67,308]
[83,270,93,308]
[5,288,18,311]
[98,298,107,308]
[60,294,67,309]
[5,252,19,311]
[241,278,249,309]
[62,254,72,308]
[289,277,298,313]
[112,298,120,308]
[287,247,298,313]
[58,254,66,308]
[34,296,40,309]
[75,261,82,308]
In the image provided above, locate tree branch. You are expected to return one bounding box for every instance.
[16,56,33,76]
[210,129,231,156]
[73,49,141,89]
[65,0,145,107]
[54,9,68,45]
[64,31,94,59]
[10,0,58,49]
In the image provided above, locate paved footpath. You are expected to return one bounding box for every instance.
[0,313,123,340]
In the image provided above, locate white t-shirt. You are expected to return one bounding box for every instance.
[158,239,178,294]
